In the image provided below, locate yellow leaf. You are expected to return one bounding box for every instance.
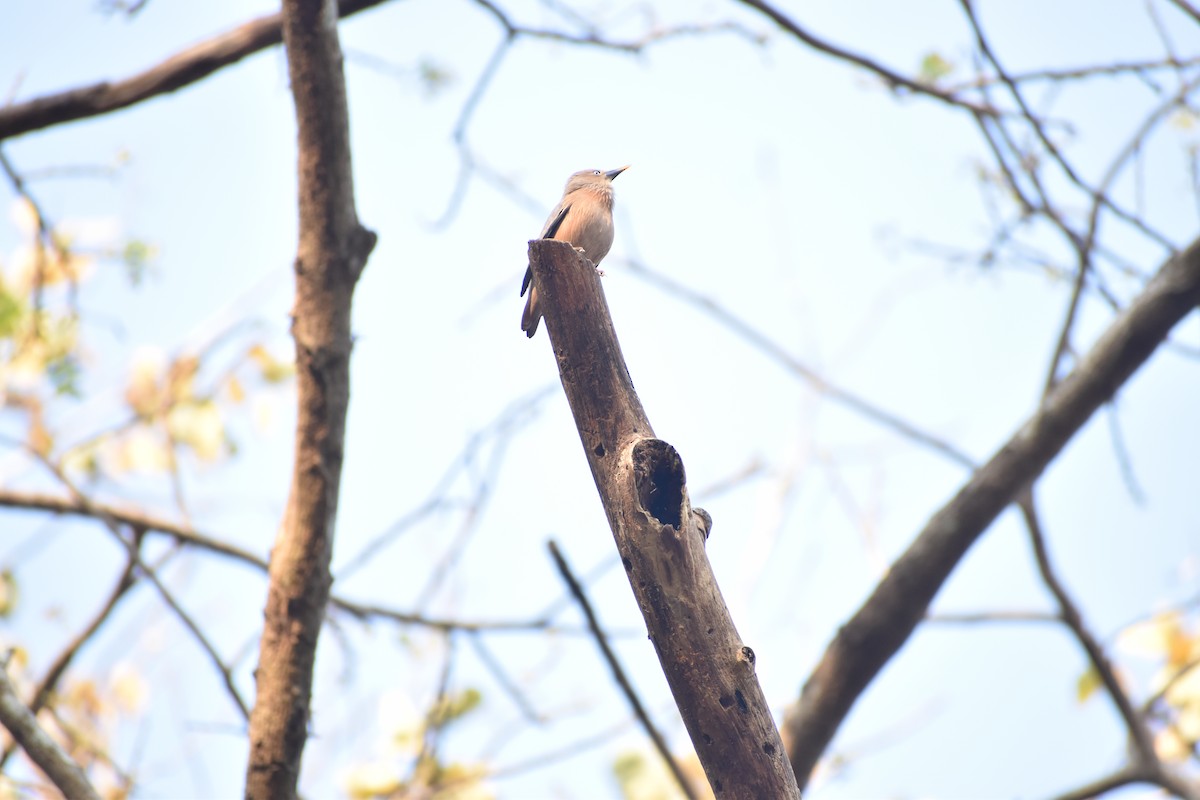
[376,690,422,756]
[110,662,148,715]
[341,761,403,799]
[1170,109,1199,131]
[0,570,18,618]
[1117,611,1181,658]
[112,427,171,473]
[1162,662,1200,723]
[27,412,52,458]
[3,646,28,673]
[168,355,199,401]
[1156,727,1191,762]
[61,440,103,479]
[1076,664,1102,703]
[225,374,246,404]
[167,400,226,461]
[9,198,39,237]
[249,343,295,383]
[125,348,167,417]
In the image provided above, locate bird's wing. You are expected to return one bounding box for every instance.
[524,203,573,296]
[542,203,571,239]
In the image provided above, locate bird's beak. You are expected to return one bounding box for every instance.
[605,165,630,181]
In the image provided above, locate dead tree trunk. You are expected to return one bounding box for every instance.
[526,239,800,799]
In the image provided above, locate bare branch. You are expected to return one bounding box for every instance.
[548,540,698,800]
[732,0,998,116]
[1017,490,1155,763]
[782,236,1200,788]
[136,558,250,719]
[0,655,101,800]
[945,55,1200,91]
[463,632,543,723]
[624,258,977,469]
[0,550,138,770]
[0,0,392,142]
[925,610,1059,625]
[1168,0,1200,25]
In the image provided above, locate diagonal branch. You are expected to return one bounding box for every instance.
[0,487,608,635]
[1016,490,1155,762]
[548,540,697,800]
[528,239,800,798]
[625,258,976,469]
[781,235,1200,788]
[732,0,997,116]
[0,549,138,771]
[0,656,101,800]
[0,0,391,142]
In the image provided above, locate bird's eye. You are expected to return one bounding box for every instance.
[593,170,602,175]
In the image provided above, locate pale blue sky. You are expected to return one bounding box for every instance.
[1,1,1198,797]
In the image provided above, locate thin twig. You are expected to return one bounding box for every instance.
[547,540,698,800]
[733,0,998,116]
[1016,489,1155,763]
[623,258,976,469]
[464,632,544,723]
[0,484,608,635]
[0,548,140,770]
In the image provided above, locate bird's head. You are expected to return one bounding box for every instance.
[564,165,629,195]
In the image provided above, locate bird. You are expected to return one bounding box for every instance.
[521,165,628,338]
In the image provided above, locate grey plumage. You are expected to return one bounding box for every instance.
[521,165,628,338]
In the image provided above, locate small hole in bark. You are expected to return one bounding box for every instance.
[622,557,632,572]
[718,694,733,709]
[763,742,775,756]
[593,442,606,457]
[735,690,748,713]
[702,733,712,745]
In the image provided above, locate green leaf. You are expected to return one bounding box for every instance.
[0,285,24,338]
[122,239,157,286]
[428,687,482,728]
[918,52,954,85]
[48,354,83,397]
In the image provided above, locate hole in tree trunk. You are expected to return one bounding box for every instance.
[632,439,684,529]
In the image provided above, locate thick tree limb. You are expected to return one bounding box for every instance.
[782,236,1200,788]
[243,0,376,797]
[526,239,799,799]
[0,659,101,800]
[0,0,389,142]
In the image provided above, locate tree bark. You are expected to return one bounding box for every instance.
[526,239,800,799]
[782,236,1200,788]
[243,1,375,798]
